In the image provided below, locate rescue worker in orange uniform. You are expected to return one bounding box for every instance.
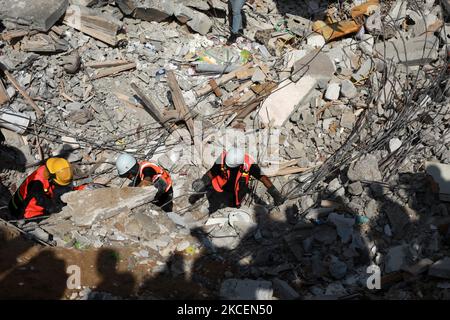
[190,147,286,213]
[9,157,85,219]
[115,153,173,212]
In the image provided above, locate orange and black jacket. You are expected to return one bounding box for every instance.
[210,151,262,207]
[9,165,84,219]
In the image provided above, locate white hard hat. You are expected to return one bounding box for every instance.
[225,147,245,168]
[116,153,137,175]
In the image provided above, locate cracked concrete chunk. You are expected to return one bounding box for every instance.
[291,51,336,83]
[0,0,69,32]
[259,77,316,127]
[60,187,157,227]
[374,35,439,66]
[116,0,175,22]
[347,154,382,182]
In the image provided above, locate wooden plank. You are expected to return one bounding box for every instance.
[166,70,195,141]
[1,30,31,42]
[195,62,253,97]
[1,69,44,116]
[236,67,256,80]
[92,62,136,80]
[0,79,9,105]
[63,4,122,46]
[131,83,171,132]
[208,79,223,97]
[85,59,130,68]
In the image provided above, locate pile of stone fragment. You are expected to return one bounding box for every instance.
[0,0,450,300]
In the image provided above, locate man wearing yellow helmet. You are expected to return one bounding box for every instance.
[9,157,78,219]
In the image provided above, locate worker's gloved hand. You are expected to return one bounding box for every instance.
[268,185,286,206]
[153,178,167,200]
[192,175,211,193]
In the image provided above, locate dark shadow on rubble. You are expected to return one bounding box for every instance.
[52,143,78,160]
[90,248,136,299]
[273,0,331,20]
[0,143,26,173]
[138,251,216,299]
[0,225,67,299]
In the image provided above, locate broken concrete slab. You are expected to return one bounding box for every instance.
[429,257,450,279]
[373,35,439,66]
[220,279,273,300]
[389,138,402,153]
[347,154,382,182]
[116,0,175,22]
[340,79,357,99]
[174,3,212,35]
[325,83,340,101]
[352,59,373,82]
[291,51,336,83]
[60,187,158,227]
[425,161,450,202]
[259,76,316,127]
[0,0,68,32]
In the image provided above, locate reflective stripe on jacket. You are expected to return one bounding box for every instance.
[211,151,254,206]
[12,165,54,219]
[138,161,172,192]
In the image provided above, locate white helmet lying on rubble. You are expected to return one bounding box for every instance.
[116,153,137,176]
[225,147,245,168]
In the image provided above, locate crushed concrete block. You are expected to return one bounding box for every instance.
[365,9,382,34]
[340,79,357,98]
[116,0,175,22]
[272,278,300,300]
[251,67,266,83]
[352,59,373,82]
[389,138,402,153]
[0,0,69,32]
[340,111,356,129]
[259,76,316,127]
[348,181,363,196]
[325,83,340,101]
[347,154,382,182]
[306,34,326,48]
[220,279,273,300]
[60,187,158,227]
[291,51,336,83]
[425,162,450,202]
[374,35,439,66]
[180,0,210,11]
[429,257,450,279]
[384,245,410,273]
[174,3,212,35]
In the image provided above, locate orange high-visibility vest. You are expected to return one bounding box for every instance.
[11,165,54,219]
[138,161,172,192]
[211,151,254,206]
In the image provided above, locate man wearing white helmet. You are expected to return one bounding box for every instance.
[190,147,285,212]
[115,153,173,212]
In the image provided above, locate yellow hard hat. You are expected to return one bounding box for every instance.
[46,158,73,186]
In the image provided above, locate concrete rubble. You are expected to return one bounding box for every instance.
[0,0,449,300]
